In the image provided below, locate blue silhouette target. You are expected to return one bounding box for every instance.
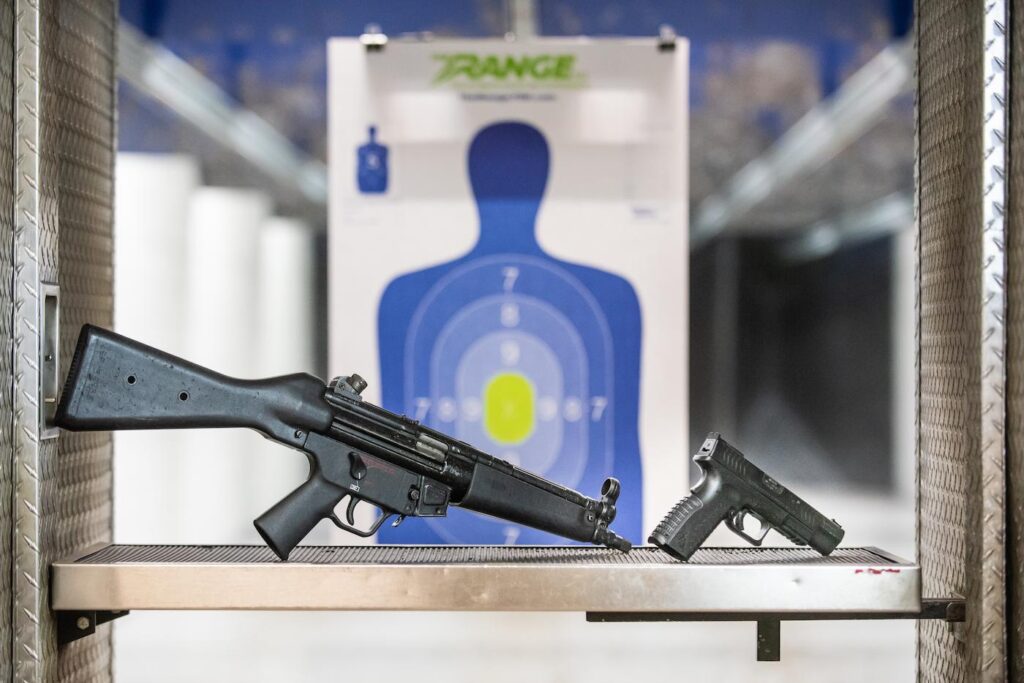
[356,125,388,194]
[377,121,643,545]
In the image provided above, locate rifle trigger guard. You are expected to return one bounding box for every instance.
[327,496,393,538]
[727,509,771,546]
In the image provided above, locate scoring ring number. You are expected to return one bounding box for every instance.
[421,395,606,424]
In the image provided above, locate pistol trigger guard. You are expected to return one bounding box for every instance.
[727,510,771,547]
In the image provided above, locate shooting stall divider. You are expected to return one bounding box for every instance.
[3,1,117,681]
[916,0,1018,681]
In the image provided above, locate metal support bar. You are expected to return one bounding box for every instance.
[587,597,964,662]
[585,597,965,623]
[117,22,327,209]
[778,192,913,264]
[506,0,538,40]
[692,40,913,249]
[56,610,128,647]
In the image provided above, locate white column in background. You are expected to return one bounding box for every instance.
[113,153,200,543]
[253,216,326,538]
[257,217,317,375]
[893,228,916,505]
[180,187,271,542]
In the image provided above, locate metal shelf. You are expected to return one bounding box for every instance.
[52,544,950,660]
[53,544,919,613]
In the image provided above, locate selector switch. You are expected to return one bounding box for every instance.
[349,451,367,480]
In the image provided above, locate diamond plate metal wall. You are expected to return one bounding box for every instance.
[10,0,116,681]
[0,0,15,680]
[45,0,116,679]
[916,0,1008,681]
[1007,0,1024,678]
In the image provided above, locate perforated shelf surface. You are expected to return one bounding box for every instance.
[73,544,892,566]
[52,544,919,615]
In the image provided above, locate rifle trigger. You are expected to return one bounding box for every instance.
[346,497,359,526]
[391,514,406,528]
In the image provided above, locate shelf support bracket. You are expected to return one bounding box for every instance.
[756,619,781,662]
[57,610,129,647]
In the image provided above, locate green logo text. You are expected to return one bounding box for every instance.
[432,53,582,86]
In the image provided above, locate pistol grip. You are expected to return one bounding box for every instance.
[254,475,344,560]
[649,493,729,561]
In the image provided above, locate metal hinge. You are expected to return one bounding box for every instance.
[40,282,60,439]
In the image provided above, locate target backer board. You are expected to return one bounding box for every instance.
[329,38,688,545]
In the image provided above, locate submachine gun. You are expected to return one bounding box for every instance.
[55,325,631,560]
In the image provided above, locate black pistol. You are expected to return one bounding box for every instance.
[650,433,844,561]
[55,325,631,560]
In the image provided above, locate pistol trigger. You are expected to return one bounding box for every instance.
[729,510,771,546]
[725,510,742,533]
[346,497,359,526]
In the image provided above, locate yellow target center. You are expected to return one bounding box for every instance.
[483,372,535,445]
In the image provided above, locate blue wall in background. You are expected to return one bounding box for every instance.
[118,0,911,154]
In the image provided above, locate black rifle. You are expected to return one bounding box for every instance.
[650,433,844,561]
[55,325,631,560]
